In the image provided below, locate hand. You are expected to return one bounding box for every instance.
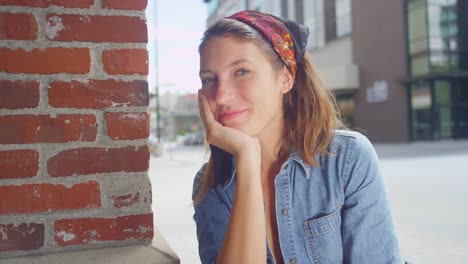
[198,89,260,159]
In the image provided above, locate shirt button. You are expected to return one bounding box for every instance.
[281,209,288,215]
[289,258,297,264]
[284,164,289,170]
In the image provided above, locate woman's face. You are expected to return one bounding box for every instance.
[199,36,292,137]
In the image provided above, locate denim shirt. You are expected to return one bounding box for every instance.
[192,130,401,264]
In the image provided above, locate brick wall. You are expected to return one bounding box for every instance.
[0,0,153,258]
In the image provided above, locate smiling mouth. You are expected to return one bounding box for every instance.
[218,109,248,123]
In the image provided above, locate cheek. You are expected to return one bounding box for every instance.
[238,75,279,101]
[235,78,260,99]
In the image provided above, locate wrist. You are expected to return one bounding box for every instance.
[232,139,261,161]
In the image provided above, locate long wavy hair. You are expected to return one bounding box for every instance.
[194,19,344,204]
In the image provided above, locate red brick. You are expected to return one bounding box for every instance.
[0,0,48,7]
[0,181,101,215]
[105,112,149,140]
[0,13,38,40]
[0,150,39,179]
[48,80,148,109]
[102,49,148,75]
[0,47,90,74]
[0,223,44,252]
[46,13,147,43]
[111,192,140,208]
[0,0,93,8]
[51,0,93,8]
[47,145,149,177]
[102,0,147,10]
[0,80,39,109]
[54,213,153,246]
[0,114,97,144]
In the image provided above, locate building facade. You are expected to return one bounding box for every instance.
[404,0,468,140]
[202,0,468,142]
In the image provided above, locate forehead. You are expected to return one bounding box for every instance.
[200,36,270,68]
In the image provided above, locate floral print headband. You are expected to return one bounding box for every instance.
[227,10,309,79]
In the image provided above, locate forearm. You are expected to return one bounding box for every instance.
[216,152,266,264]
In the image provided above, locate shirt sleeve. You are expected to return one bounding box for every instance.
[192,165,230,264]
[341,133,402,264]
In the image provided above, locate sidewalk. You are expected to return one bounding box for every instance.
[150,146,206,264]
[376,140,468,263]
[374,139,468,159]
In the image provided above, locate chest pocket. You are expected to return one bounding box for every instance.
[303,208,343,264]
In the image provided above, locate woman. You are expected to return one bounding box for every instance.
[193,10,401,264]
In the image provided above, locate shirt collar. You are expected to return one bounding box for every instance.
[222,148,312,190]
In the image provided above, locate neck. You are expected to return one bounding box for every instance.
[257,115,287,177]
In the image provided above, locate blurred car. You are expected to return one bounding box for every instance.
[183,132,205,145]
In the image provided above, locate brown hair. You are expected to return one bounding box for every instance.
[194,19,343,204]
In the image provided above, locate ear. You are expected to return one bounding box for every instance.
[278,67,294,94]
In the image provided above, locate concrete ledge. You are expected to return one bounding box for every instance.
[0,227,180,264]
[317,63,360,91]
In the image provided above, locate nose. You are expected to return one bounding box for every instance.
[214,79,235,106]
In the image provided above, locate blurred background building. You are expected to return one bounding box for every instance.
[150,92,202,143]
[202,0,468,142]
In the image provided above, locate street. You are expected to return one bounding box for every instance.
[150,141,468,264]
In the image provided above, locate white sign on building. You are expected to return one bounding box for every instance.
[366,80,389,103]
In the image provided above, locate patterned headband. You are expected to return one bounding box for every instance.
[227,10,309,79]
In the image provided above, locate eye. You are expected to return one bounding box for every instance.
[201,77,214,85]
[235,68,250,76]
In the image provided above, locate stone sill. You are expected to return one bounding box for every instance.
[0,227,180,264]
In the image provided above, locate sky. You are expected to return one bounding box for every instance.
[146,1,208,95]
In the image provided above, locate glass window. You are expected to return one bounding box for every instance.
[335,0,351,37]
[324,0,351,42]
[324,0,336,42]
[281,0,288,18]
[452,78,468,138]
[434,80,452,138]
[411,82,434,140]
[207,0,219,16]
[241,0,248,10]
[225,4,239,16]
[411,54,430,76]
[271,0,282,16]
[427,0,459,72]
[407,0,460,75]
[408,0,428,54]
[408,0,430,75]
[304,0,318,49]
[295,0,304,24]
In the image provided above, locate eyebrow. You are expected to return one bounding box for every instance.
[199,59,251,75]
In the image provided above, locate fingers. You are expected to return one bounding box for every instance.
[197,90,258,158]
[198,89,215,129]
[198,89,221,147]
[198,89,221,141]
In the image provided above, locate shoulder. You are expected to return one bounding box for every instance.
[332,129,373,145]
[327,130,380,181]
[331,129,377,158]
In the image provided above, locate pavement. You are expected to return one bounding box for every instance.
[150,146,207,264]
[150,140,468,264]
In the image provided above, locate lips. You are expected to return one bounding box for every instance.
[218,109,248,123]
